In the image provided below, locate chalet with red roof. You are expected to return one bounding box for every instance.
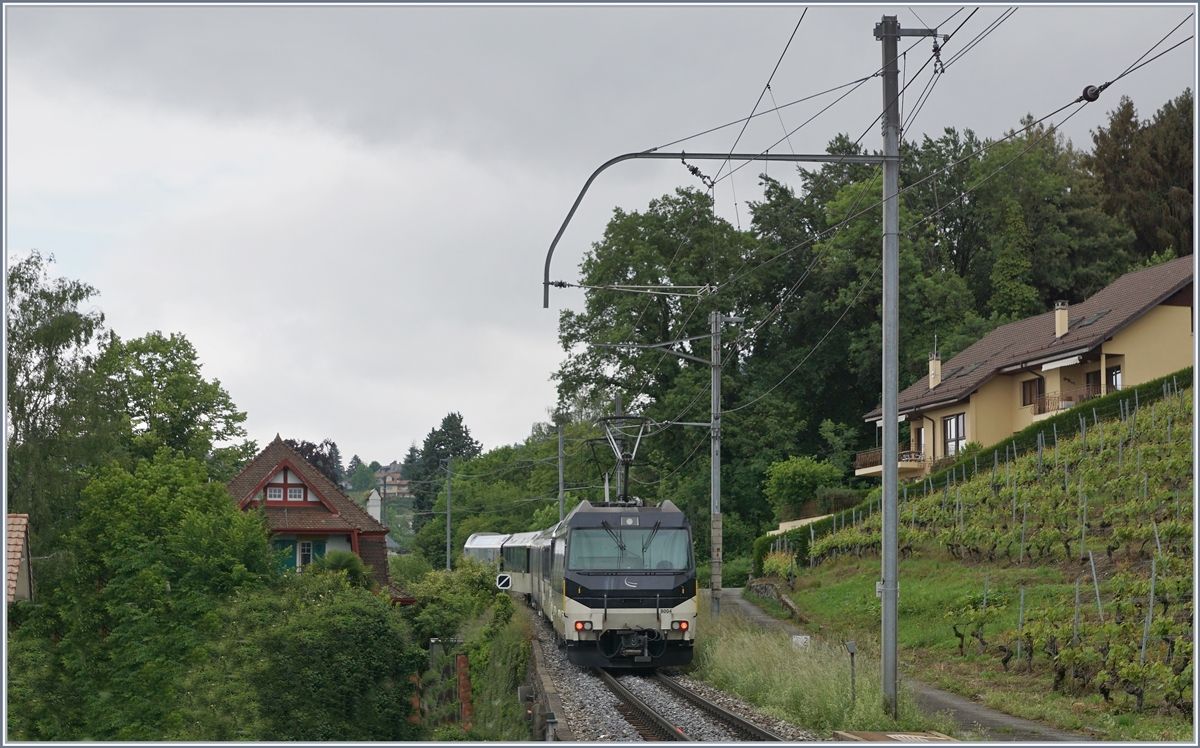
[228,436,413,603]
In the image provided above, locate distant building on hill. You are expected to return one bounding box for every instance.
[856,256,1193,478]
[374,461,413,500]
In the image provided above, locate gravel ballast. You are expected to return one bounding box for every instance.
[531,614,816,741]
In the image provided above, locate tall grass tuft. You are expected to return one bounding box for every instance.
[692,603,955,738]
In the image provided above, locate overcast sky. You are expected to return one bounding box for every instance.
[5,3,1195,467]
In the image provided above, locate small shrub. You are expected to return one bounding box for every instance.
[761,550,794,579]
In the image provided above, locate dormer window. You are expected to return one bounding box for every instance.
[263,468,311,502]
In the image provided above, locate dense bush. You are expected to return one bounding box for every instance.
[763,456,842,521]
[697,554,751,588]
[403,557,505,644]
[6,451,427,741]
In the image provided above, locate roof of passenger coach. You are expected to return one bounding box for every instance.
[563,499,690,529]
[502,531,542,547]
[463,532,510,551]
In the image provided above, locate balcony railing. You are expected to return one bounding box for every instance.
[854,445,927,471]
[1030,384,1107,415]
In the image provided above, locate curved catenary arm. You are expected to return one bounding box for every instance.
[542,151,887,308]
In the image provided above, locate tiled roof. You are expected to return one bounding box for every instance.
[386,584,416,606]
[866,256,1193,419]
[228,436,390,536]
[7,514,29,604]
[358,537,390,590]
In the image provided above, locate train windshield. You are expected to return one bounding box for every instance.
[567,525,693,571]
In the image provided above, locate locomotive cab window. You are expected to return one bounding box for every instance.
[567,525,693,571]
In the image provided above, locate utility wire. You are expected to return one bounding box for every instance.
[628,427,712,486]
[653,76,876,153]
[650,30,939,154]
[1109,12,1193,84]
[724,260,882,414]
[944,8,1016,69]
[705,8,970,354]
[585,14,966,426]
[716,18,1194,406]
[716,9,808,181]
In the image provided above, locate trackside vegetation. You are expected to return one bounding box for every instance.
[691,600,956,738]
[754,379,1193,741]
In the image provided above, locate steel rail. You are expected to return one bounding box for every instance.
[594,668,691,741]
[652,672,784,741]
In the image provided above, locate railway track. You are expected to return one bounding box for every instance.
[593,668,783,741]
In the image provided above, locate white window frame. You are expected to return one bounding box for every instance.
[267,487,283,500]
[943,413,965,456]
[299,541,313,567]
[288,487,304,501]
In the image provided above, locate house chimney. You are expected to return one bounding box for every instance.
[928,351,942,389]
[1055,300,1069,338]
[366,489,382,522]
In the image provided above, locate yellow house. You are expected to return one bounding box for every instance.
[856,256,1193,478]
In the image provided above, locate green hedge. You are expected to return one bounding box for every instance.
[751,365,1193,576]
[912,365,1192,492]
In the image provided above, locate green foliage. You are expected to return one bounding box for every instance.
[816,485,865,514]
[530,494,580,530]
[817,419,859,475]
[5,251,127,581]
[693,603,951,737]
[1089,90,1193,264]
[247,577,424,740]
[404,557,502,644]
[97,330,255,480]
[349,461,378,491]
[696,554,752,588]
[763,455,842,519]
[761,550,795,578]
[408,412,484,532]
[171,572,426,741]
[389,552,433,591]
[458,596,531,740]
[313,549,377,591]
[6,450,277,739]
[988,198,1040,320]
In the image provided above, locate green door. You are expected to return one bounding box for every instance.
[272,539,297,570]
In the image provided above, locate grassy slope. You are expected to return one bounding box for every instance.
[775,389,1193,741]
[690,597,958,739]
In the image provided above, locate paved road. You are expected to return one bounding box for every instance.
[718,587,1094,742]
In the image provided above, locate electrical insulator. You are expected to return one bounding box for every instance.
[1082,85,1100,102]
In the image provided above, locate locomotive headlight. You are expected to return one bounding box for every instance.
[574,621,593,631]
[671,620,689,631]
